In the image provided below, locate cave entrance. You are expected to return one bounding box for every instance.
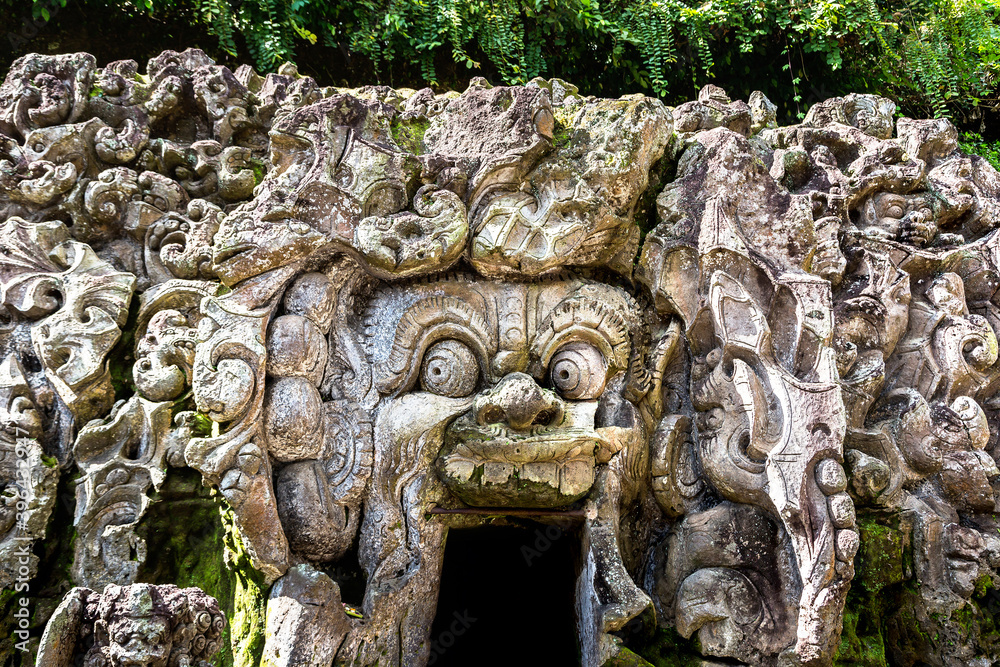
[430,524,579,666]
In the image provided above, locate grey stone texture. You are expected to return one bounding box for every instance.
[2,48,999,666]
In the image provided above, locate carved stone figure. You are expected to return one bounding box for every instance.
[9,48,1000,667]
[37,583,226,667]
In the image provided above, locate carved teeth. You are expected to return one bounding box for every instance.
[559,460,595,497]
[481,461,514,485]
[443,457,476,483]
[520,461,559,488]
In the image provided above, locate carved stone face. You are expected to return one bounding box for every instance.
[30,240,135,421]
[859,192,938,245]
[0,355,42,443]
[105,615,171,667]
[155,139,255,202]
[364,277,644,507]
[211,97,443,286]
[133,310,198,402]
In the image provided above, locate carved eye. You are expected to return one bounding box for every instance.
[420,340,478,397]
[549,342,607,400]
[884,203,905,219]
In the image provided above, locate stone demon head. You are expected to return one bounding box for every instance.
[37,583,226,667]
[181,80,676,666]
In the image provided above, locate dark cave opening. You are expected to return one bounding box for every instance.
[430,524,580,667]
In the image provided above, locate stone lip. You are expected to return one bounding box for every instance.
[443,413,603,463]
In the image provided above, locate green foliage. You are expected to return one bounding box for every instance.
[960,131,1000,171]
[882,0,1000,118]
[3,0,1000,123]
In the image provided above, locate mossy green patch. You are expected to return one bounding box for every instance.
[553,122,572,149]
[834,605,889,666]
[856,516,905,596]
[189,412,214,438]
[832,512,936,666]
[603,645,656,667]
[135,468,268,667]
[390,116,431,154]
[249,157,266,186]
[223,508,268,667]
[0,589,18,665]
[626,626,703,667]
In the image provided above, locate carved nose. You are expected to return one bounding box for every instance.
[475,372,564,431]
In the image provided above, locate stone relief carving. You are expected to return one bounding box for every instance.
[36,583,226,667]
[0,353,58,589]
[2,47,1000,667]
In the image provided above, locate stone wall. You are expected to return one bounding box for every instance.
[2,49,1000,667]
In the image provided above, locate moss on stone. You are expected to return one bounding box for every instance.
[0,589,19,666]
[135,468,268,667]
[390,116,431,154]
[830,513,912,666]
[0,469,79,666]
[603,646,656,667]
[830,512,970,666]
[834,605,889,666]
[222,507,269,667]
[249,157,266,186]
[625,626,703,667]
[552,122,572,149]
[0,467,269,667]
[855,516,905,596]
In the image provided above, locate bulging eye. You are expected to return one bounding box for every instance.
[420,339,478,397]
[883,202,905,218]
[549,342,607,400]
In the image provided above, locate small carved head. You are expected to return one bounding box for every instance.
[85,584,225,667]
[92,585,174,667]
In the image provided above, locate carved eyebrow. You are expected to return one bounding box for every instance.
[530,295,631,376]
[372,295,495,395]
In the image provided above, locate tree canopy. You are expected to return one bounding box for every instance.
[3,0,1000,132]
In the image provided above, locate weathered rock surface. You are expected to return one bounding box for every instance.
[5,48,1000,667]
